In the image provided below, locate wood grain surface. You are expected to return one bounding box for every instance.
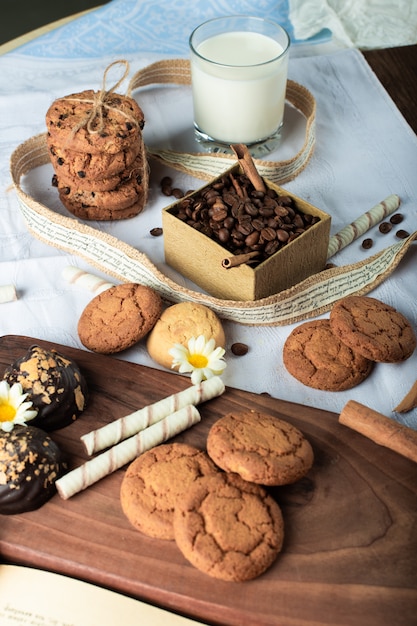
[364,45,417,135]
[1,335,416,626]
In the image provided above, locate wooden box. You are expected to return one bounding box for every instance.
[162,166,331,301]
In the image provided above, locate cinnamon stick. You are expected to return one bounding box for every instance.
[339,400,417,464]
[393,380,417,413]
[231,143,266,192]
[222,251,260,268]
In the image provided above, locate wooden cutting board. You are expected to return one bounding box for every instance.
[1,335,416,626]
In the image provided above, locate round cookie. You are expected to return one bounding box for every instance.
[120,443,219,540]
[57,163,146,210]
[283,319,373,391]
[207,410,314,486]
[46,89,144,154]
[78,283,162,354]
[3,344,88,431]
[330,295,416,362]
[147,302,226,370]
[0,425,66,515]
[173,472,284,581]
[51,151,147,192]
[47,140,140,179]
[59,192,146,221]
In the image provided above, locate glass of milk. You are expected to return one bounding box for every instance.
[189,16,290,156]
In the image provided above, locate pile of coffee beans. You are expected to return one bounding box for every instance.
[168,172,320,266]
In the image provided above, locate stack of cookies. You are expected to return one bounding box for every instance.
[46,88,148,220]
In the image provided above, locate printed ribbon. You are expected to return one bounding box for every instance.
[10,59,417,326]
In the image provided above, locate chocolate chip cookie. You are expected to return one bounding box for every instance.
[46,89,144,154]
[207,410,314,486]
[47,139,140,179]
[120,443,219,540]
[283,319,373,391]
[173,472,284,581]
[330,296,416,362]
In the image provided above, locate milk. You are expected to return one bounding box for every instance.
[190,30,289,145]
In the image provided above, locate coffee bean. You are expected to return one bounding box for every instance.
[150,227,163,237]
[379,222,392,234]
[231,342,249,356]
[362,238,373,249]
[169,172,318,265]
[396,229,410,239]
[390,213,403,224]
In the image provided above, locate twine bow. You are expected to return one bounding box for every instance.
[58,60,140,136]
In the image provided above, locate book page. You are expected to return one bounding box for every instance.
[0,565,202,626]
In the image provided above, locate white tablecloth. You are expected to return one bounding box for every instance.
[1,0,417,428]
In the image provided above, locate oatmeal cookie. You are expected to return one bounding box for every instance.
[78,283,162,354]
[330,296,416,362]
[207,410,314,486]
[173,472,284,581]
[120,443,219,540]
[283,319,373,391]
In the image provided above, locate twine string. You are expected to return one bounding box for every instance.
[56,60,140,136]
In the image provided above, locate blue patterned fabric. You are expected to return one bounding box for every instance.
[15,0,331,58]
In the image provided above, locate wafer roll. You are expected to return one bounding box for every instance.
[62,265,115,295]
[81,375,225,455]
[0,284,17,303]
[327,194,400,258]
[56,404,200,499]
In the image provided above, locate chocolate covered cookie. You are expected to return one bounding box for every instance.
[283,319,373,391]
[3,345,88,431]
[0,425,66,514]
[173,472,284,581]
[207,410,314,486]
[120,443,219,540]
[78,282,162,354]
[330,296,416,362]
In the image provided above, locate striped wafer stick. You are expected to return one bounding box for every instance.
[0,284,17,303]
[56,404,200,499]
[327,194,401,258]
[62,265,115,294]
[81,376,225,455]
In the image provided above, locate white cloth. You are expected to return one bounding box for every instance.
[290,0,417,49]
[1,45,417,429]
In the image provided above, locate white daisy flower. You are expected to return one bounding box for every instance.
[0,380,38,432]
[169,335,227,385]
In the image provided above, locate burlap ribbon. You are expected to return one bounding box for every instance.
[10,59,417,326]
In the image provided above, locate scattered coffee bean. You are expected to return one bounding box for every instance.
[150,227,163,237]
[160,176,173,196]
[390,213,404,224]
[396,229,410,239]
[361,238,373,249]
[231,342,249,356]
[379,221,392,234]
[171,188,184,199]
